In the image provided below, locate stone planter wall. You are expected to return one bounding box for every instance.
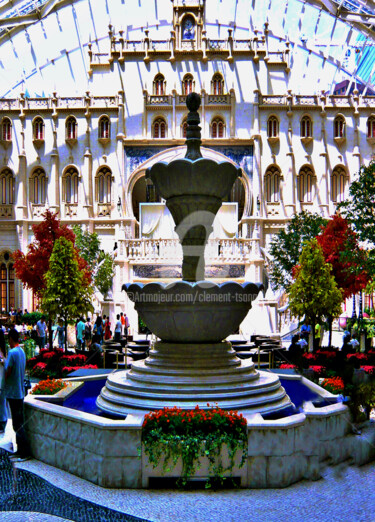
[24,399,143,488]
[24,392,360,489]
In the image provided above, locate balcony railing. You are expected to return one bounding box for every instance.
[118,238,253,263]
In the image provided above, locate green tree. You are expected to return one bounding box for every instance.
[72,225,115,297]
[268,211,327,291]
[43,237,94,351]
[288,239,343,345]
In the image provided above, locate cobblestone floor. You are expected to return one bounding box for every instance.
[0,451,373,522]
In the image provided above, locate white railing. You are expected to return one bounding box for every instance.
[118,238,253,263]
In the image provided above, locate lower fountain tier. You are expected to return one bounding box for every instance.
[96,341,293,416]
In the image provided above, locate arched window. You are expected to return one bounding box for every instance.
[300,116,312,138]
[267,116,279,138]
[153,117,167,138]
[33,117,44,140]
[367,116,375,138]
[181,119,188,138]
[182,74,194,95]
[30,168,47,205]
[153,74,165,96]
[298,166,314,203]
[0,252,14,312]
[96,167,112,204]
[1,118,11,141]
[99,116,110,139]
[334,115,345,138]
[66,117,77,140]
[0,169,14,204]
[211,117,225,138]
[264,166,281,203]
[63,167,79,204]
[211,73,224,95]
[331,166,347,203]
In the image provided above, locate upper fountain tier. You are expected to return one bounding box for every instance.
[146,93,242,282]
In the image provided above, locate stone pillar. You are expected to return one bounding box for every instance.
[16,99,27,220]
[49,103,60,214]
[117,91,126,214]
[172,89,176,138]
[142,90,147,138]
[82,94,93,219]
[230,88,235,138]
[201,89,206,137]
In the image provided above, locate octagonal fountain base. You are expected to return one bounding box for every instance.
[96,341,292,417]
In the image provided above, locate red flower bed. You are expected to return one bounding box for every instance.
[31,378,67,395]
[143,404,247,435]
[347,353,368,361]
[61,364,98,376]
[42,351,57,360]
[302,353,318,361]
[316,350,336,359]
[31,362,48,378]
[321,377,344,394]
[60,354,87,365]
[308,365,326,374]
[360,365,375,375]
[279,364,297,369]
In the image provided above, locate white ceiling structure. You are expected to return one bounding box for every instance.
[0,0,373,98]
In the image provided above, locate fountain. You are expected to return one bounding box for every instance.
[23,95,370,489]
[96,93,292,417]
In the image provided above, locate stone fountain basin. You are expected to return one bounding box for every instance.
[122,280,263,343]
[146,158,242,201]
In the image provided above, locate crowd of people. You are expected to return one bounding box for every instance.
[0,309,131,464]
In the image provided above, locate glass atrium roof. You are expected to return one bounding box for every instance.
[0,0,373,97]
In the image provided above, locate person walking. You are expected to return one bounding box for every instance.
[104,316,112,341]
[93,316,103,344]
[114,314,122,342]
[120,312,125,335]
[4,328,31,461]
[84,318,92,349]
[36,315,48,350]
[54,319,65,351]
[76,317,86,350]
[0,329,8,434]
[124,313,130,342]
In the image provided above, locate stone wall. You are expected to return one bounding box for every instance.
[24,391,371,489]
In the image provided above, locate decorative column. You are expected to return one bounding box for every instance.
[82,91,92,219]
[16,94,27,221]
[117,90,126,222]
[352,90,362,170]
[49,92,60,214]
[318,91,329,216]
[172,89,177,138]
[200,89,206,137]
[285,90,296,217]
[142,90,147,138]
[229,88,235,138]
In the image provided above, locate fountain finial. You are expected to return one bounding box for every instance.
[185,92,202,160]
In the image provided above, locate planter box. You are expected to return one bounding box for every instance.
[141,442,247,487]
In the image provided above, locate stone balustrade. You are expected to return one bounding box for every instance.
[118,238,253,262]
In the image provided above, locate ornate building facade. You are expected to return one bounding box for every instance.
[0,0,374,334]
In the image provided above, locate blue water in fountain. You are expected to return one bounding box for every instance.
[63,379,126,419]
[57,376,337,418]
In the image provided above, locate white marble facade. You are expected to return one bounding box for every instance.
[0,0,374,332]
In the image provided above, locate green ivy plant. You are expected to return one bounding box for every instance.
[141,405,248,488]
[23,338,36,360]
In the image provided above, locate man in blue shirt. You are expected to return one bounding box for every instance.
[5,328,31,461]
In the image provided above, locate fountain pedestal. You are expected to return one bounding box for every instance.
[96,341,291,416]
